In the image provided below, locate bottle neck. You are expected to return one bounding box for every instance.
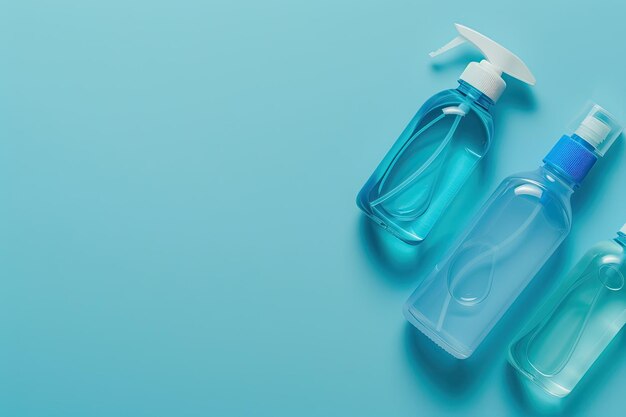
[542,135,599,188]
[540,164,578,193]
[457,80,494,111]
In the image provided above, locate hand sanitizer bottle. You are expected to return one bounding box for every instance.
[357,23,535,244]
[403,104,623,358]
[509,224,626,397]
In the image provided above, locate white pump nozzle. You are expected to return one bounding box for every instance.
[430,24,535,102]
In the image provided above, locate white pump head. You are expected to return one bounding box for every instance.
[430,24,536,103]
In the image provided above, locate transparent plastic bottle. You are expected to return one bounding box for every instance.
[357,24,535,244]
[403,104,623,358]
[509,225,626,397]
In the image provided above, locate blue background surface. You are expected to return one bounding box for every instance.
[2,1,626,416]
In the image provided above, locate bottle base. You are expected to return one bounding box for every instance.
[403,304,472,359]
[507,351,571,398]
[357,203,425,245]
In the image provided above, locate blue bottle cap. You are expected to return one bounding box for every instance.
[544,104,623,185]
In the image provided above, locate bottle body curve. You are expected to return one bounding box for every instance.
[509,239,626,397]
[404,167,573,358]
[357,85,494,244]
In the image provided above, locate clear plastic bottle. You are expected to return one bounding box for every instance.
[403,104,623,358]
[357,24,535,244]
[509,225,626,397]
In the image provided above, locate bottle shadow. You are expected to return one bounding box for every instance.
[402,323,480,403]
[505,331,626,416]
[430,51,483,74]
[357,216,423,284]
[356,214,466,287]
[401,240,568,404]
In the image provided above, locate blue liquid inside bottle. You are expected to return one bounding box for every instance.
[357,81,494,244]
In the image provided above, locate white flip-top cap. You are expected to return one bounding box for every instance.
[430,24,536,102]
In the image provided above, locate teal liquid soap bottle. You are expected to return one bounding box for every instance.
[509,224,626,397]
[403,104,623,358]
[357,24,535,244]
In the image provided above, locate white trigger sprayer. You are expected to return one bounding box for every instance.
[430,24,536,102]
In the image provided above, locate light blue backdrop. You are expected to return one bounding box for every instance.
[2,1,626,416]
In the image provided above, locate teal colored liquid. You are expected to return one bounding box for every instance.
[509,235,626,397]
[371,121,483,234]
[357,83,493,244]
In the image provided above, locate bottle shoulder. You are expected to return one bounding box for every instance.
[424,89,494,120]
[583,240,626,265]
[494,168,573,229]
[502,168,574,200]
[411,88,495,149]
[567,240,626,296]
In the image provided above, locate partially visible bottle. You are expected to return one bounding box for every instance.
[403,104,623,359]
[509,224,626,397]
[357,23,535,244]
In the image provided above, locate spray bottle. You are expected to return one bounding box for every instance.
[357,23,535,244]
